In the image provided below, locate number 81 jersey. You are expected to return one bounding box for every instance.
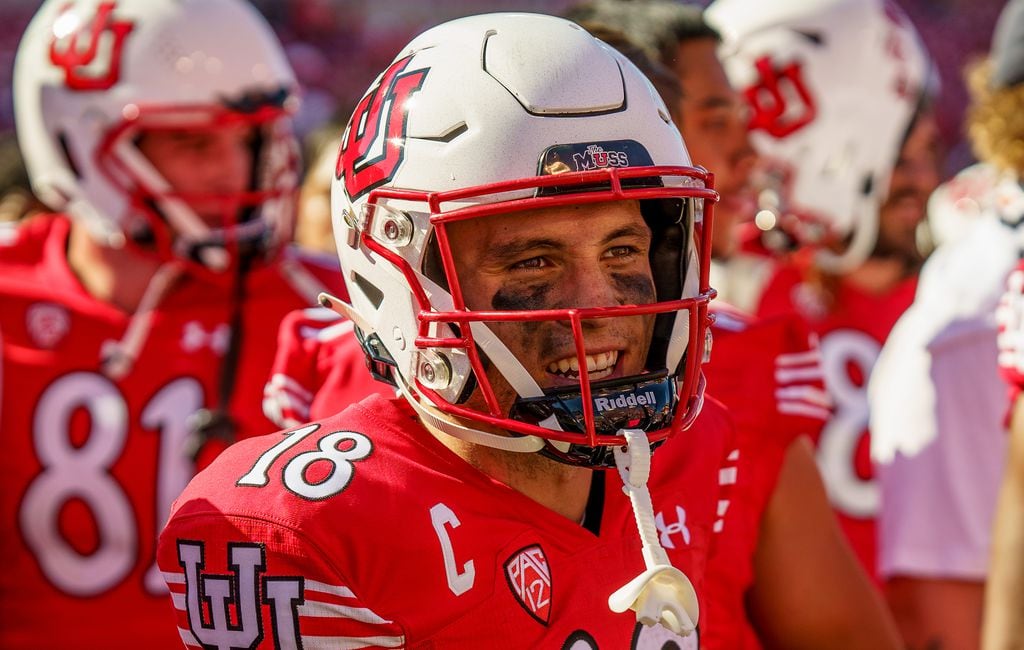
[0,216,336,648]
[755,260,918,580]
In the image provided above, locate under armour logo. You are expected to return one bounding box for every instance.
[49,2,134,91]
[655,506,691,549]
[177,541,304,650]
[181,321,230,354]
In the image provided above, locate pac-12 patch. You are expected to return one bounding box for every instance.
[504,544,552,625]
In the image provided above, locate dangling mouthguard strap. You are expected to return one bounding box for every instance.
[608,428,699,636]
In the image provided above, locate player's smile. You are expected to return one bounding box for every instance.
[545,348,621,383]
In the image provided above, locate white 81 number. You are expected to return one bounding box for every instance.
[20,372,202,596]
[816,330,881,519]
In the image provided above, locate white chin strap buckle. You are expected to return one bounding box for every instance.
[608,428,699,636]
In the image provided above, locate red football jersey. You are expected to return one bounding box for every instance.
[262,307,395,429]
[0,215,342,648]
[754,261,917,580]
[158,394,735,649]
[700,304,830,649]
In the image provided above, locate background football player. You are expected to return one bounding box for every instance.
[871,0,1024,647]
[0,0,341,645]
[707,0,942,586]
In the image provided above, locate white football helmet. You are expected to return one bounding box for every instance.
[707,0,932,271]
[328,13,717,468]
[14,0,299,272]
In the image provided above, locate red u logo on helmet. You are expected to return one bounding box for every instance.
[49,2,134,91]
[337,55,430,201]
[744,55,817,139]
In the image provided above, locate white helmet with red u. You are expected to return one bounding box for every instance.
[328,13,718,469]
[14,0,299,273]
[707,0,932,271]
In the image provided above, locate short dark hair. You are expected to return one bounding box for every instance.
[565,0,719,69]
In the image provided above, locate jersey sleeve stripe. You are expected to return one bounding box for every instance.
[305,578,357,598]
[178,627,200,647]
[718,467,738,485]
[264,389,312,421]
[775,385,832,407]
[298,600,393,624]
[777,401,833,421]
[267,372,316,402]
[775,366,824,383]
[163,571,186,585]
[302,634,406,649]
[775,349,822,366]
[299,317,354,343]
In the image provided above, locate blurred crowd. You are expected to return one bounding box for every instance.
[0,0,1008,162]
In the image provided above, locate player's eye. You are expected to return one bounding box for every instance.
[604,245,641,259]
[511,256,547,270]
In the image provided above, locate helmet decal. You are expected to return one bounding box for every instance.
[538,140,655,175]
[337,55,430,201]
[48,2,134,91]
[744,55,817,138]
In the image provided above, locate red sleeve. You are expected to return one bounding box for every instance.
[262,308,340,428]
[701,309,830,649]
[263,307,394,427]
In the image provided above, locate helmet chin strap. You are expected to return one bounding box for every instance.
[397,380,546,453]
[608,428,699,636]
[101,260,184,379]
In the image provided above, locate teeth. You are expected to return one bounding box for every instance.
[546,350,619,377]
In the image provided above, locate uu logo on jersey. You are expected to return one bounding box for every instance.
[504,544,552,625]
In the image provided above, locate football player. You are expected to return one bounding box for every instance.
[159,13,735,647]
[870,0,1024,647]
[708,0,942,583]
[567,2,899,647]
[0,0,342,646]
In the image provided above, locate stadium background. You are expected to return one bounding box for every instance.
[0,0,1007,178]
